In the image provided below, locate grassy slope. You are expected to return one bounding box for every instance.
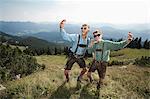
[1,48,150,99]
[110,48,150,59]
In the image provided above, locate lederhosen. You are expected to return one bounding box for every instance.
[65,35,89,70]
[88,42,108,79]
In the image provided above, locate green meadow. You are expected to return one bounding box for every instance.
[0,48,150,99]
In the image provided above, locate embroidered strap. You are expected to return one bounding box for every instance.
[101,42,104,61]
[74,35,80,54]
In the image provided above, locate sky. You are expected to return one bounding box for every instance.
[0,0,150,24]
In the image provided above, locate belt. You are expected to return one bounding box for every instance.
[69,50,84,58]
[95,49,102,51]
[77,44,87,48]
[94,60,107,63]
[73,54,84,58]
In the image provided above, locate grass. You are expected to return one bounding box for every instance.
[0,49,150,99]
[109,48,150,65]
[110,48,150,60]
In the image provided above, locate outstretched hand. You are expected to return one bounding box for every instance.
[60,19,66,29]
[127,32,133,43]
[89,39,95,48]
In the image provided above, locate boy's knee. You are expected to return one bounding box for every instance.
[64,70,69,75]
[87,72,91,77]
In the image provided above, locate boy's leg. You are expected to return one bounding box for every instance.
[87,72,93,83]
[64,57,76,82]
[77,67,87,82]
[87,60,96,83]
[97,62,107,89]
[64,70,70,82]
[76,58,87,82]
[100,62,107,83]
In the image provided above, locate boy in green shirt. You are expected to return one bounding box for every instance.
[87,30,133,89]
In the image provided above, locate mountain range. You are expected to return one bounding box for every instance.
[0,21,149,42]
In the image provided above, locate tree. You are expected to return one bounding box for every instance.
[127,38,137,48]
[137,37,142,49]
[54,47,58,55]
[117,38,123,42]
[143,39,150,49]
[0,36,6,43]
[110,38,113,41]
[47,47,52,55]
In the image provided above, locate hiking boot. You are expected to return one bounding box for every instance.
[97,83,101,90]
[66,78,69,82]
[89,77,93,83]
[65,75,69,82]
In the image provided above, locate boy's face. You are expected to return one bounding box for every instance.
[81,26,89,34]
[93,32,102,41]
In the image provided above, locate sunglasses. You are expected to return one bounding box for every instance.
[94,34,101,38]
[81,27,87,30]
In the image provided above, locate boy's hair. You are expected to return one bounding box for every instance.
[93,29,103,35]
[82,24,90,28]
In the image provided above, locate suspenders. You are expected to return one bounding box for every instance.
[101,42,104,61]
[73,34,89,56]
[74,35,80,54]
[94,42,104,61]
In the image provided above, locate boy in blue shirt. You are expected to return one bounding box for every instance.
[60,20,91,82]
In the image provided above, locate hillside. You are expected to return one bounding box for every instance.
[0,31,65,49]
[0,49,149,98]
[0,31,22,42]
[19,36,62,49]
[28,31,64,43]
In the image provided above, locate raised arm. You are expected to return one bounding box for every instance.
[105,40,128,51]
[59,19,77,42]
[106,32,133,50]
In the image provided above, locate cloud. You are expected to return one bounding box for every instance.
[0,0,149,24]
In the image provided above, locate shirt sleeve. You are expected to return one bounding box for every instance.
[88,44,96,54]
[105,40,128,51]
[60,28,77,42]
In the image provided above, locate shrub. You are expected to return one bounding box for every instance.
[0,44,44,82]
[134,56,150,67]
[108,60,124,66]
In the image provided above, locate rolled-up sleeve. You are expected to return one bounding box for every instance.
[60,28,77,42]
[105,40,128,51]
